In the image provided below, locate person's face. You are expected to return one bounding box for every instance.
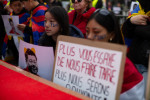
[10,1,23,14]
[22,0,32,11]
[26,55,37,67]
[44,12,60,36]
[72,0,88,11]
[86,19,112,42]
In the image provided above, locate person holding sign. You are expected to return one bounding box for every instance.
[38,6,69,50]
[20,0,48,45]
[122,0,150,68]
[86,8,145,100]
[1,0,30,66]
[122,0,150,95]
[68,0,96,37]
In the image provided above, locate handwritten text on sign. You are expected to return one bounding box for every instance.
[53,41,122,100]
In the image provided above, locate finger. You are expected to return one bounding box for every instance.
[142,15,149,19]
[141,22,147,25]
[141,18,148,22]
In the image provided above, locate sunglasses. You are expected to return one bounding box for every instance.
[71,0,82,3]
[95,9,110,16]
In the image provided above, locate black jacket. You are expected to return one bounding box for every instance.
[122,18,150,67]
[38,33,56,50]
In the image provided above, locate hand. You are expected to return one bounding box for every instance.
[17,24,26,31]
[130,15,149,25]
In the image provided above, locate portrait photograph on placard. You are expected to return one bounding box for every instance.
[130,1,139,12]
[19,40,54,81]
[53,36,127,100]
[146,54,150,100]
[1,15,24,37]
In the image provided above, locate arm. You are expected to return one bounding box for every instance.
[122,5,149,38]
[122,15,149,38]
[134,25,150,39]
[122,18,136,38]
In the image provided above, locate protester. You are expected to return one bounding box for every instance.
[68,0,96,37]
[122,0,150,68]
[122,1,150,93]
[86,8,145,100]
[38,6,69,50]
[21,0,48,45]
[106,1,112,11]
[1,0,30,65]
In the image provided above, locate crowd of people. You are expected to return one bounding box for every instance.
[0,0,150,100]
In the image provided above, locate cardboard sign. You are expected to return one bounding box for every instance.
[1,15,24,37]
[130,1,139,12]
[53,36,127,100]
[0,60,91,100]
[19,40,54,81]
[146,54,150,100]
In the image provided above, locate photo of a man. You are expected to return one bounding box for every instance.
[8,17,20,35]
[19,40,54,80]
[24,48,38,75]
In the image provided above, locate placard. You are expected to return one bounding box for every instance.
[19,40,54,81]
[53,35,127,100]
[2,15,24,37]
[130,1,139,12]
[146,54,150,100]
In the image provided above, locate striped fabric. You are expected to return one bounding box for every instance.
[120,57,145,100]
[31,5,47,45]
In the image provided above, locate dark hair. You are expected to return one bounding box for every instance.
[87,9,124,44]
[45,6,69,35]
[10,0,20,4]
[138,0,150,12]
[25,48,37,62]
